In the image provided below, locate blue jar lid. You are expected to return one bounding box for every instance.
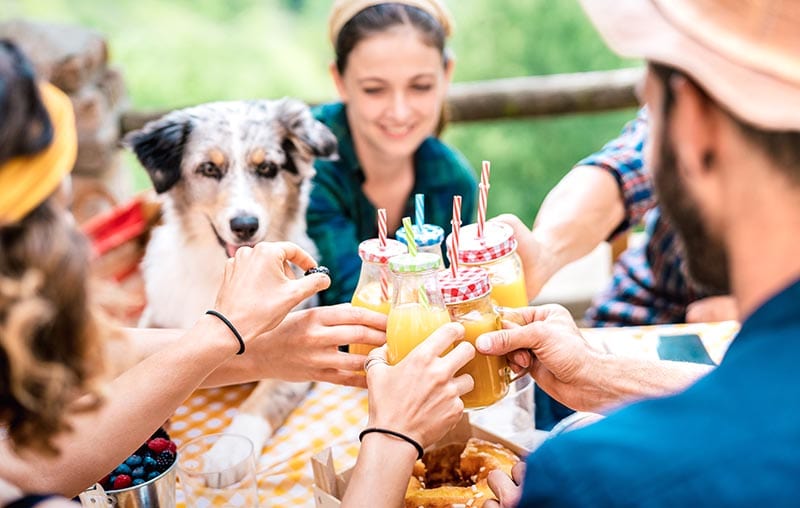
[395,224,445,247]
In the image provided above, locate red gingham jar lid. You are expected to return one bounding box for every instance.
[437,267,491,304]
[358,238,408,264]
[450,222,518,264]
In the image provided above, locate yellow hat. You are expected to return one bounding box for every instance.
[329,0,454,47]
[0,82,77,225]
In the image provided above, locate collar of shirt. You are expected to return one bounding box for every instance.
[313,101,455,191]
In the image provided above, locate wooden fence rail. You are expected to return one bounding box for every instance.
[119,67,643,134]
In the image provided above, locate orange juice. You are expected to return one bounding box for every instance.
[449,303,509,409]
[350,282,391,355]
[386,303,451,364]
[489,272,528,308]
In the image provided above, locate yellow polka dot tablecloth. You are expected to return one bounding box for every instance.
[166,321,740,507]
[169,382,369,508]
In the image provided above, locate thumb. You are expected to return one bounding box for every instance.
[476,322,545,356]
[292,272,331,302]
[493,213,531,237]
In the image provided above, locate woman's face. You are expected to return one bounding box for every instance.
[332,25,453,161]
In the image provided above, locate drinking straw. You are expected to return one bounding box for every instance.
[477,160,491,238]
[378,208,387,248]
[450,195,462,278]
[402,217,418,256]
[402,217,429,307]
[415,193,425,228]
[377,208,389,301]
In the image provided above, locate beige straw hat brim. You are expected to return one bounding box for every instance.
[580,0,800,131]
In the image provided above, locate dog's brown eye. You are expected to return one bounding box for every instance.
[197,162,223,179]
[255,161,278,179]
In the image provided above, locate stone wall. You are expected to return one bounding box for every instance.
[0,19,131,222]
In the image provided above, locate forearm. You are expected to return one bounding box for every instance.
[533,166,625,280]
[578,354,714,413]
[342,433,417,507]
[0,316,237,496]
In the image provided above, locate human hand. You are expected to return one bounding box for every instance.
[213,242,330,342]
[484,461,527,508]
[476,304,606,411]
[493,214,559,300]
[245,304,386,388]
[365,323,475,449]
[685,295,738,323]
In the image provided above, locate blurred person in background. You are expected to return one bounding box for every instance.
[308,0,477,305]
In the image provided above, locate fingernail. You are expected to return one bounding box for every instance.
[475,335,491,352]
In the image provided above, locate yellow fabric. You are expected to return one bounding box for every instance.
[328,0,454,46]
[0,82,77,225]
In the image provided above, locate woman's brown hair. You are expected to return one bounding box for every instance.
[0,199,105,455]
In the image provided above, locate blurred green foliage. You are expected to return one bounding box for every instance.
[5,0,640,224]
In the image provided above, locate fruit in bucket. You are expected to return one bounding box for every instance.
[98,427,177,490]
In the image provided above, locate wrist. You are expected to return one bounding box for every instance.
[196,313,243,357]
[360,431,420,462]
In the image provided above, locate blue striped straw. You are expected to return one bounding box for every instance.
[415,193,424,227]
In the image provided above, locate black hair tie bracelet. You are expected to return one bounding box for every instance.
[205,310,245,355]
[359,427,424,460]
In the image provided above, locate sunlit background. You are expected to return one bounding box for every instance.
[5,0,640,224]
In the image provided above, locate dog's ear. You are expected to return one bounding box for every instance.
[277,98,338,161]
[123,114,192,193]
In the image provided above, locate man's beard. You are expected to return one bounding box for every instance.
[653,118,731,294]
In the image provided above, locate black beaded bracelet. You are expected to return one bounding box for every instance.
[359,427,424,460]
[205,310,245,355]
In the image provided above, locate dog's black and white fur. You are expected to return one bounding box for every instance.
[125,98,337,465]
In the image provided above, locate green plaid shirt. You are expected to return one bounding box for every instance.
[308,102,477,305]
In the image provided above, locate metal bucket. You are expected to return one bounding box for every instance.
[105,459,177,508]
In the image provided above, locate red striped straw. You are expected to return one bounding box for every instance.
[450,195,462,278]
[377,208,389,301]
[377,208,387,248]
[477,160,491,238]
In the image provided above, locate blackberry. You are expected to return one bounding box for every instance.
[304,265,330,277]
[155,450,175,473]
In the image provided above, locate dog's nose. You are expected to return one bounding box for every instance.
[230,215,259,241]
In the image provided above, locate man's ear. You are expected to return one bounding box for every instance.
[123,114,192,193]
[669,75,718,179]
[277,98,338,164]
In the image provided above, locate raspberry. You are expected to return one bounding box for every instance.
[150,427,170,441]
[166,440,177,454]
[304,266,330,277]
[113,475,132,490]
[147,438,170,454]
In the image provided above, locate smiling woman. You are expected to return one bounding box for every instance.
[307,0,478,305]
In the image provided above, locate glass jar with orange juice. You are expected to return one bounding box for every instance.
[349,238,407,355]
[438,266,509,409]
[451,222,528,308]
[385,252,450,364]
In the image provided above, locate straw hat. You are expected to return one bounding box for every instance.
[580,0,800,131]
